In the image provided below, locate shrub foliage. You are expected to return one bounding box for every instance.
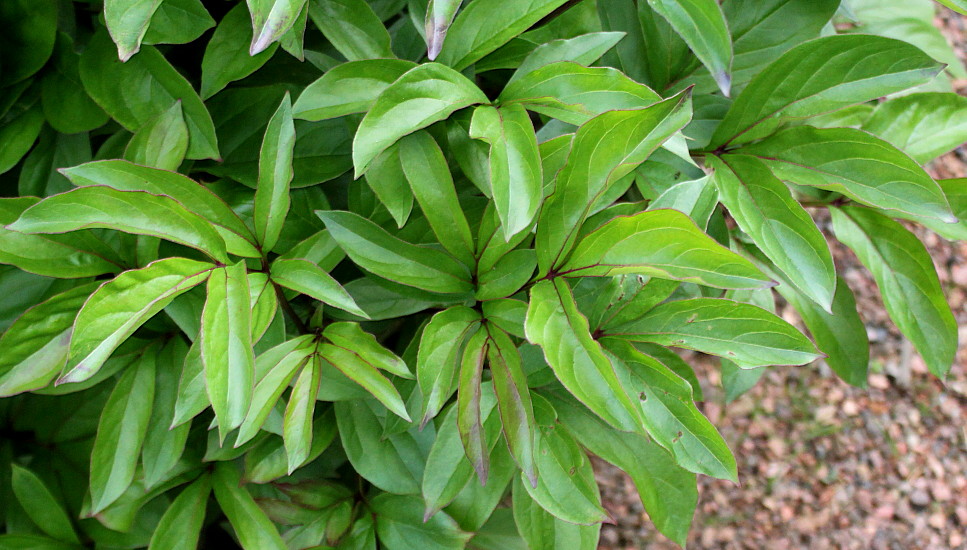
[0,0,965,548]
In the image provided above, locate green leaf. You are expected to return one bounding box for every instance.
[201,4,278,99]
[172,339,207,427]
[512,477,600,550]
[61,160,256,257]
[0,104,44,176]
[936,0,967,14]
[254,94,295,251]
[352,63,488,175]
[141,339,192,487]
[476,249,537,301]
[317,210,473,294]
[143,0,215,46]
[711,154,835,309]
[0,283,99,397]
[607,339,737,481]
[90,350,156,513]
[510,32,626,84]
[363,144,414,228]
[79,29,220,160]
[425,0,462,60]
[647,0,733,95]
[372,494,472,550]
[861,92,967,164]
[486,325,537,486]
[11,464,80,543]
[247,0,309,54]
[830,206,957,379]
[292,59,417,121]
[524,280,642,432]
[647,175,718,229]
[41,34,110,134]
[609,298,821,368]
[721,359,764,403]
[535,92,692,273]
[271,258,367,317]
[418,306,481,424]
[237,336,315,445]
[711,34,943,147]
[548,391,695,545]
[457,328,492,483]
[212,463,287,550]
[335,398,431,494]
[308,0,393,60]
[62,258,214,384]
[743,126,956,223]
[284,355,321,471]
[124,100,189,170]
[561,209,772,289]
[147,474,210,550]
[104,0,163,61]
[498,62,661,126]
[320,344,410,421]
[0,0,57,84]
[436,0,570,70]
[9,186,230,263]
[469,104,542,240]
[323,322,411,378]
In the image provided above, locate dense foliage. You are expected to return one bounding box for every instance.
[0,0,965,548]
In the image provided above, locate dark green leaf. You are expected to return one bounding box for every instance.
[11,464,80,543]
[308,0,393,60]
[124,100,189,170]
[141,338,192,487]
[0,0,57,84]
[212,463,287,550]
[646,0,733,95]
[147,474,210,550]
[41,34,110,134]
[143,0,215,46]
[372,494,472,550]
[457,328,490,482]
[201,4,278,99]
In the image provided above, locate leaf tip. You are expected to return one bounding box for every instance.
[713,72,732,98]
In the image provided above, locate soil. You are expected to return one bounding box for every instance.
[596,9,967,550]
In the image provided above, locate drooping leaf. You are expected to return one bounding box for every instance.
[436,0,570,70]
[352,63,488,175]
[292,60,417,121]
[317,210,473,294]
[711,34,944,147]
[79,29,220,160]
[104,0,163,61]
[609,298,821,368]
[202,262,256,439]
[711,154,836,309]
[8,186,230,263]
[830,206,958,378]
[456,328,490,482]
[89,350,156,513]
[743,126,956,223]
[561,209,772,289]
[524,279,642,432]
[646,0,733,95]
[425,0,462,60]
[62,259,214,384]
[486,325,537,486]
[535,92,692,273]
[469,104,542,240]
[284,355,321,471]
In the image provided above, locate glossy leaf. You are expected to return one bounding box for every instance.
[63,258,214,384]
[861,92,967,164]
[562,209,772,289]
[610,298,821,368]
[284,355,321,471]
[11,464,80,543]
[271,258,367,317]
[141,338,192,487]
[254,94,295,251]
[104,0,163,61]
[320,344,410,421]
[744,126,956,223]
[124,100,188,170]
[510,32,626,84]
[486,325,537,486]
[498,62,661,126]
[469,104,542,240]
[147,475,210,550]
[202,262,256,438]
[418,306,481,424]
[201,4,278,99]
[236,336,315,445]
[90,350,156,513]
[352,63,488,175]
[364,144,414,228]
[436,0,570,70]
[308,0,393,60]
[8,186,229,263]
[212,463,287,550]
[425,0,462,60]
[143,0,215,46]
[830,206,957,378]
[247,0,308,54]
[712,154,835,309]
[292,60,417,121]
[711,34,944,147]
[399,131,476,265]
[512,476,600,550]
[79,30,219,160]
[317,210,473,294]
[535,92,692,273]
[525,280,642,432]
[457,328,490,482]
[323,322,411,378]
[647,0,733,95]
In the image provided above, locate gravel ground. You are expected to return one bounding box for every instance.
[597,9,967,550]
